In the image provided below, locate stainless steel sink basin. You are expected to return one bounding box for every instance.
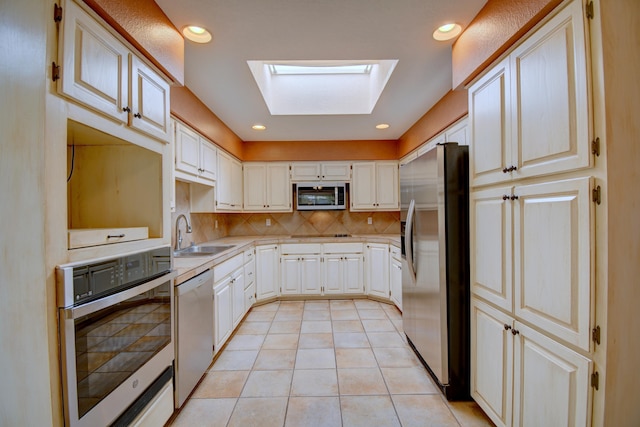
[173,245,234,257]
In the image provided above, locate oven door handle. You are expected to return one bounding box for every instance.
[62,270,176,319]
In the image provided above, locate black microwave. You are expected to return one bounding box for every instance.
[296,182,346,210]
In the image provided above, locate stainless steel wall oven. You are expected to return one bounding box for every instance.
[57,246,175,426]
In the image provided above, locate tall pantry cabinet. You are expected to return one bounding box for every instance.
[467,1,604,426]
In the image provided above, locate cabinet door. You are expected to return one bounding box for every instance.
[130,56,170,141]
[512,323,591,427]
[291,163,320,181]
[175,123,201,176]
[214,278,232,351]
[256,245,279,301]
[469,58,512,187]
[231,270,245,328]
[266,163,291,211]
[231,158,244,208]
[470,186,513,312]
[60,0,129,123]
[281,255,301,295]
[199,141,217,182]
[323,255,343,294]
[322,163,351,180]
[244,282,256,312]
[376,162,399,210]
[390,257,402,310]
[300,256,321,294]
[243,163,267,210]
[510,0,591,180]
[445,118,468,146]
[471,299,513,427]
[366,244,389,298]
[513,177,593,350]
[217,151,241,210]
[351,163,376,210]
[343,254,364,294]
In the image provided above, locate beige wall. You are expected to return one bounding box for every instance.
[601,0,640,424]
[0,0,56,425]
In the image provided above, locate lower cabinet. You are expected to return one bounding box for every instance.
[366,243,390,299]
[281,255,322,295]
[231,267,245,328]
[213,254,244,353]
[213,277,232,353]
[471,298,591,427]
[323,253,364,294]
[390,255,402,310]
[256,244,280,301]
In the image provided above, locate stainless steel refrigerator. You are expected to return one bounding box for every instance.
[400,142,470,400]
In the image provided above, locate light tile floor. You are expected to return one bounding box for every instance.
[170,299,494,427]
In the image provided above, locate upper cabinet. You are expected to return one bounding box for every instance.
[351,161,399,211]
[174,121,217,185]
[243,163,292,212]
[469,0,591,187]
[58,0,170,142]
[291,162,351,182]
[216,151,243,211]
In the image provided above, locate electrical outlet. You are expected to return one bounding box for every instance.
[214,220,218,229]
[266,218,271,226]
[367,217,373,225]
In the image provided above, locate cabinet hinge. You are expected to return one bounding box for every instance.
[54,3,63,23]
[591,371,599,390]
[586,1,594,19]
[52,62,60,82]
[592,185,602,205]
[591,137,600,157]
[592,325,601,345]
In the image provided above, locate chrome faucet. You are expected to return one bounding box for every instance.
[175,214,192,251]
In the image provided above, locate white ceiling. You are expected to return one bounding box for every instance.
[155,0,487,141]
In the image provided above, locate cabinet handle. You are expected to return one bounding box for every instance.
[502,167,509,174]
[122,106,131,113]
[503,165,518,173]
[107,234,125,238]
[510,195,519,200]
[511,329,520,335]
[504,324,511,331]
[502,195,510,201]
[134,112,142,119]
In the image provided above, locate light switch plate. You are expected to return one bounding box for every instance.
[367,217,373,225]
[266,218,271,226]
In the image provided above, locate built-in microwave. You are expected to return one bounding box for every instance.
[296,182,346,210]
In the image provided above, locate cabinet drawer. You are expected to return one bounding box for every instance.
[244,259,255,288]
[68,227,148,249]
[390,244,401,260]
[323,242,363,254]
[213,253,243,282]
[280,243,322,255]
[243,248,255,264]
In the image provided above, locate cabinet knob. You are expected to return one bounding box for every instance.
[502,195,510,201]
[122,106,131,113]
[134,112,142,119]
[511,329,520,335]
[510,195,519,200]
[504,324,512,331]
[502,167,509,174]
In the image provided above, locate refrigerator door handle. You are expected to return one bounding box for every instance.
[405,198,416,281]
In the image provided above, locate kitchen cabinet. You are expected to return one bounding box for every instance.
[59,0,170,141]
[351,162,399,211]
[444,118,468,146]
[468,0,590,187]
[471,299,591,427]
[323,243,364,295]
[389,245,402,310]
[256,244,280,301]
[280,244,322,295]
[213,254,244,353]
[243,162,292,212]
[174,121,217,184]
[365,243,390,299]
[291,162,351,181]
[244,248,256,311]
[230,267,246,328]
[216,150,243,211]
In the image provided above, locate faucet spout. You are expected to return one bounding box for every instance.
[175,214,192,251]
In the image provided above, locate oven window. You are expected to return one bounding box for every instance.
[73,282,171,418]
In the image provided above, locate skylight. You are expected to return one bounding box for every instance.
[247,60,398,116]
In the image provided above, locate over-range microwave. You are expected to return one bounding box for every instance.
[296,182,346,210]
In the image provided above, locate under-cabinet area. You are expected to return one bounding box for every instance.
[66,120,165,249]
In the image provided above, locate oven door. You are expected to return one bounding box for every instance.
[59,271,176,427]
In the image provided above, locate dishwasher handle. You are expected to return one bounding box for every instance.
[176,269,213,296]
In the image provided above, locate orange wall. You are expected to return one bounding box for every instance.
[83,0,184,85]
[452,0,562,88]
[171,86,244,159]
[397,89,468,158]
[243,140,398,162]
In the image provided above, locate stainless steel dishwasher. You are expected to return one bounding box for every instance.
[175,269,214,408]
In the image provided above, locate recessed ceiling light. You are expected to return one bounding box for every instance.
[433,23,462,41]
[183,25,212,43]
[376,123,390,130]
[252,124,266,131]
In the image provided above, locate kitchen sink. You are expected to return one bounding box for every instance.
[173,245,234,257]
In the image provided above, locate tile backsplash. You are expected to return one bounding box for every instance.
[173,181,400,247]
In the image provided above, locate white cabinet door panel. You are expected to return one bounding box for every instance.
[199,142,217,182]
[281,256,301,295]
[266,163,291,211]
[324,255,343,294]
[376,163,399,210]
[343,255,364,294]
[366,244,389,298]
[256,245,279,301]
[513,177,593,350]
[301,257,321,294]
[130,56,170,141]
[214,278,232,351]
[470,187,513,312]
[175,124,200,176]
[351,163,376,209]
